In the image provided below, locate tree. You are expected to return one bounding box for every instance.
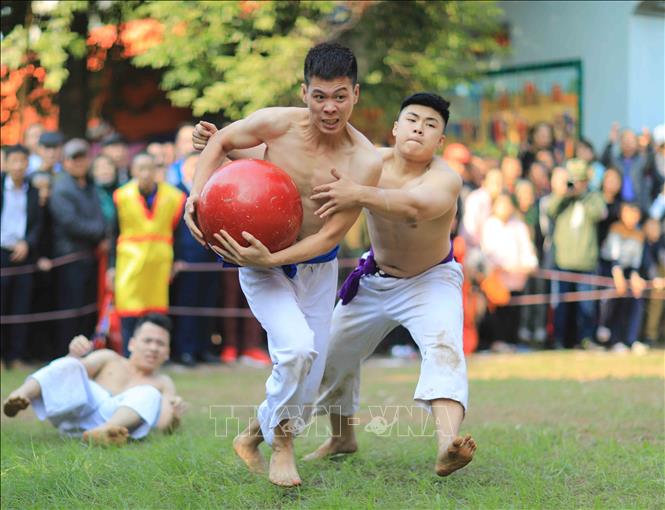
[130,0,505,135]
[338,1,506,140]
[1,1,505,141]
[128,1,338,118]
[1,0,130,139]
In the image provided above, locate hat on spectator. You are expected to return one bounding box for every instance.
[38,131,65,148]
[63,138,90,159]
[653,124,665,147]
[101,133,127,147]
[566,158,589,182]
[443,143,472,165]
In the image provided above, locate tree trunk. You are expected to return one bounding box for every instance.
[0,1,29,35]
[57,11,89,139]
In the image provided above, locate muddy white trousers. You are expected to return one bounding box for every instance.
[317,260,468,416]
[239,259,338,444]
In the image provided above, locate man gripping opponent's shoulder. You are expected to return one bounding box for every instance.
[310,104,462,278]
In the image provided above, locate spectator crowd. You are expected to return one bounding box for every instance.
[1,119,664,369]
[1,123,270,369]
[450,121,665,354]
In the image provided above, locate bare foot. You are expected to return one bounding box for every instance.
[233,433,267,474]
[82,425,129,446]
[303,437,358,461]
[435,435,476,476]
[3,395,30,417]
[269,444,302,487]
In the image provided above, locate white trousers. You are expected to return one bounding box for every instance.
[239,260,337,445]
[29,357,162,439]
[317,260,468,416]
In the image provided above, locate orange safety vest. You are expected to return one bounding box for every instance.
[113,181,185,316]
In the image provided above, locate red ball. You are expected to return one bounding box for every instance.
[197,159,303,253]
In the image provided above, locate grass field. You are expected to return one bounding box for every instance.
[1,351,664,509]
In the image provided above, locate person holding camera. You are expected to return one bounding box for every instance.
[547,159,607,349]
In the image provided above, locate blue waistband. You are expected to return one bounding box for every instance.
[304,244,340,264]
[282,245,339,278]
[220,245,340,279]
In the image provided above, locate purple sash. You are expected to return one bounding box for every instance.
[338,246,454,305]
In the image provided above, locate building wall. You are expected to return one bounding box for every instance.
[498,0,663,151]
[628,13,665,133]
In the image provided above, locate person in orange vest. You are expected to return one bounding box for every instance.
[107,152,186,355]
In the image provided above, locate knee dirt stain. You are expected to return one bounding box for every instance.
[428,333,461,368]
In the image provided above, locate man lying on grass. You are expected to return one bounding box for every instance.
[3,314,185,445]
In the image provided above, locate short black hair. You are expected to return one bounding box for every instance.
[620,200,641,211]
[5,144,30,157]
[398,93,451,131]
[134,314,172,335]
[304,43,357,86]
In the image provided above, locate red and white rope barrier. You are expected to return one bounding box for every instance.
[2,254,662,324]
[0,251,94,277]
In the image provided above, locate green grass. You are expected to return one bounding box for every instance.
[2,351,664,509]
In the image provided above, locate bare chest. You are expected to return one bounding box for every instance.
[94,362,160,395]
[370,168,451,245]
[266,136,356,236]
[267,136,354,194]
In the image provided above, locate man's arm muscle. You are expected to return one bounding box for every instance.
[359,160,460,222]
[191,108,289,196]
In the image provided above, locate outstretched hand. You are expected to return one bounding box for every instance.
[192,121,218,152]
[210,230,275,267]
[310,168,361,219]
